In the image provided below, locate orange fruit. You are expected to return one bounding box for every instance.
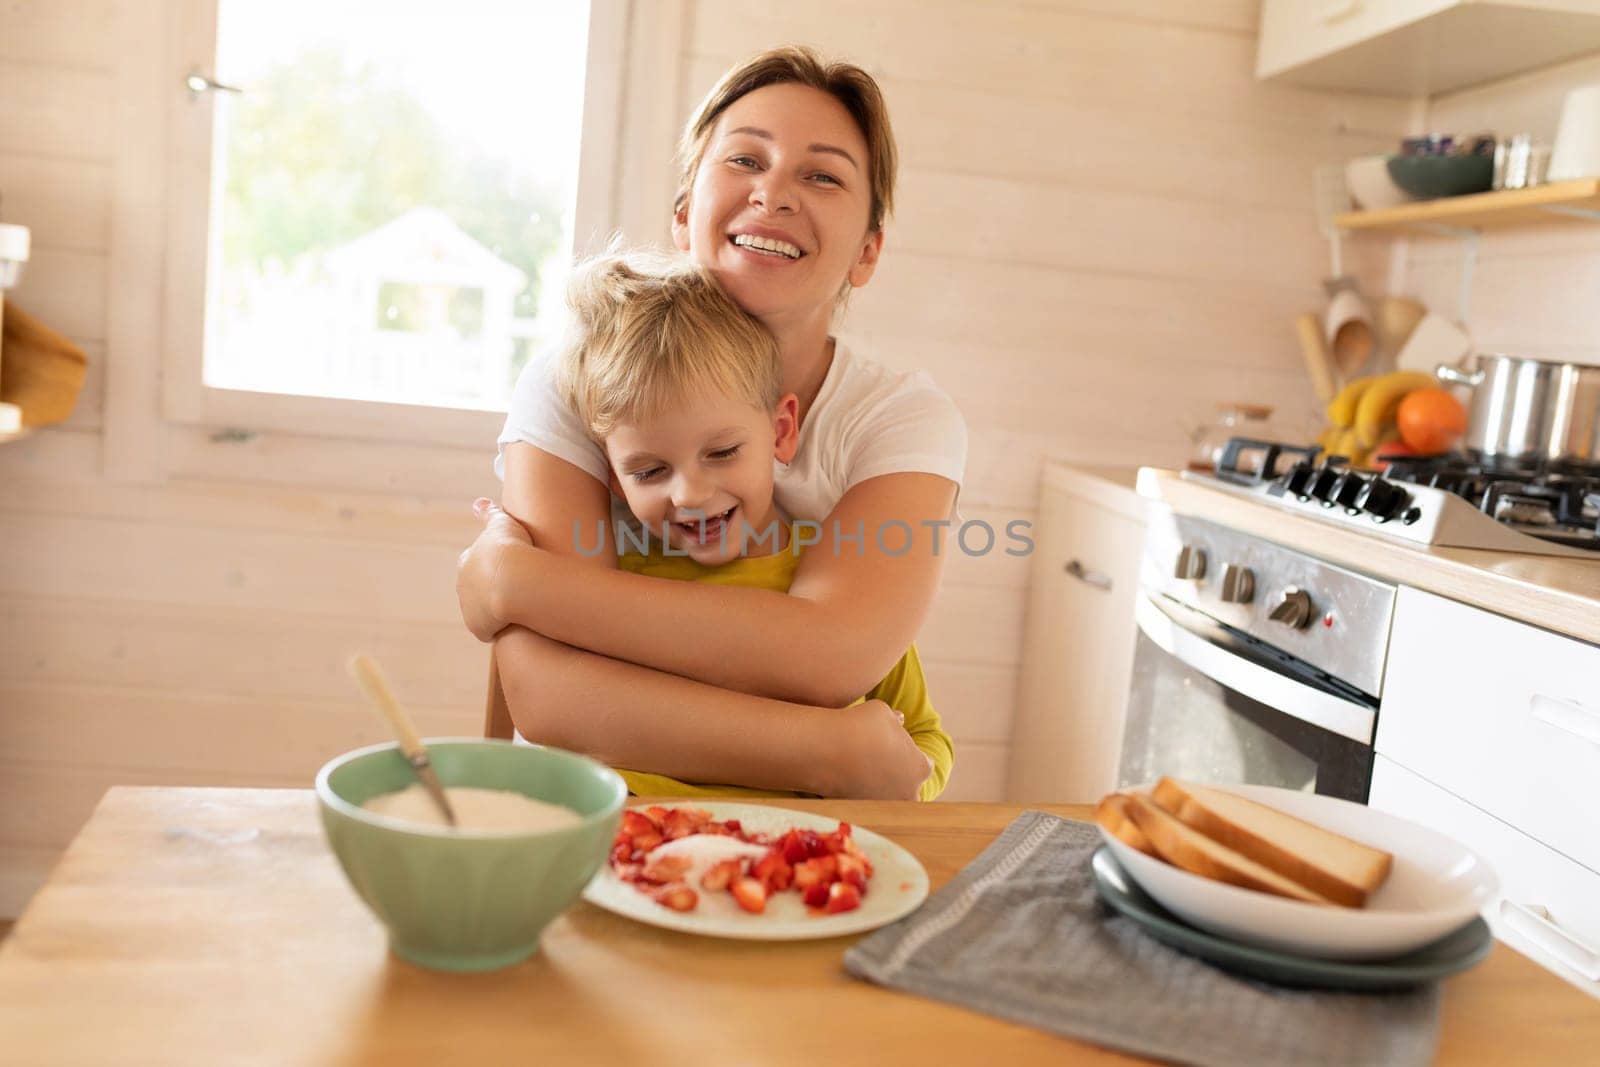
[1396,388,1467,454]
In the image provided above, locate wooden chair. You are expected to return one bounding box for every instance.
[483,652,516,740]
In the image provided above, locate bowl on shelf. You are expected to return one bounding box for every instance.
[1385,154,1494,199]
[1345,155,1416,211]
[316,739,627,972]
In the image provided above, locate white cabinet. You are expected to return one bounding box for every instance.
[1006,466,1147,804]
[1373,587,1600,996]
[1376,587,1600,873]
[1371,756,1600,997]
[1257,0,1600,96]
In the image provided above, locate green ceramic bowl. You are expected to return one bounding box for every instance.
[315,739,626,972]
[1385,154,1494,200]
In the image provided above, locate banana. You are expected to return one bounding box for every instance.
[1326,375,1376,428]
[1330,427,1362,461]
[1353,371,1437,447]
[1315,425,1343,454]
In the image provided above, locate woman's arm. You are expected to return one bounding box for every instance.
[459,443,934,798]
[478,472,958,708]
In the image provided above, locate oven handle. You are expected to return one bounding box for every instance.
[1135,593,1376,745]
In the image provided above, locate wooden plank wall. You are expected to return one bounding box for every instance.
[1408,54,1600,366]
[0,0,1409,915]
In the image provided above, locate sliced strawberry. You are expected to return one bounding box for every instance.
[751,848,793,892]
[621,809,660,837]
[731,877,768,914]
[640,853,693,884]
[776,829,809,865]
[723,819,742,833]
[700,858,743,892]
[802,883,831,909]
[630,830,664,857]
[652,884,698,911]
[792,855,838,891]
[835,852,869,890]
[644,805,671,822]
[825,881,862,914]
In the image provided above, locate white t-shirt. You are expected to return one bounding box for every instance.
[495,339,967,524]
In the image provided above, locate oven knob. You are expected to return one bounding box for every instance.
[1307,464,1343,503]
[1330,470,1368,511]
[1282,461,1316,498]
[1220,564,1255,604]
[1268,587,1313,630]
[1357,477,1411,522]
[1174,544,1207,581]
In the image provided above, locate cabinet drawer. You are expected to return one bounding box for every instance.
[1009,481,1145,803]
[1371,756,1600,996]
[1376,588,1600,873]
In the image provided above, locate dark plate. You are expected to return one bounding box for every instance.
[1091,847,1492,991]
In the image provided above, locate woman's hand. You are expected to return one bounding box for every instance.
[455,498,535,642]
[834,699,936,800]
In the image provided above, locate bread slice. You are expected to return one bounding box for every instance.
[1094,793,1158,857]
[1122,793,1336,906]
[1151,777,1392,908]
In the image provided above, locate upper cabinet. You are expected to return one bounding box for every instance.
[1257,0,1600,96]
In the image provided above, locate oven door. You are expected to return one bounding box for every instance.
[1117,590,1379,802]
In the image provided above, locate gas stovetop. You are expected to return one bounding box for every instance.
[1185,438,1600,559]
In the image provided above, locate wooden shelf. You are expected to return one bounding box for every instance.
[1335,179,1600,234]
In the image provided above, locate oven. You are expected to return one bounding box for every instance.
[1117,511,1396,803]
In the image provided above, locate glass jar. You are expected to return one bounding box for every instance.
[1187,403,1277,473]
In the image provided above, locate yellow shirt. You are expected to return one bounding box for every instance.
[615,537,953,801]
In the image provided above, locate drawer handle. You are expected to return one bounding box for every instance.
[1530,695,1600,747]
[1064,559,1112,592]
[1500,900,1600,981]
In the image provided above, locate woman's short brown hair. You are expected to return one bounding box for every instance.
[674,46,898,233]
[557,251,782,440]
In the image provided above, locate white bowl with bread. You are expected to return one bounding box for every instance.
[1096,778,1498,960]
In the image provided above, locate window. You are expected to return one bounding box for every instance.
[164,0,634,447]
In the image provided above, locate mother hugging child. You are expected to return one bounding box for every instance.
[456,46,967,800]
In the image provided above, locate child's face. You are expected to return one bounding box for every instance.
[605,388,800,565]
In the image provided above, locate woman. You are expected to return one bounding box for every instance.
[456,47,966,800]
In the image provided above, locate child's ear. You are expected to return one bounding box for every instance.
[773,393,800,464]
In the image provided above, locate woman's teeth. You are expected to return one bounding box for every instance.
[732,234,801,259]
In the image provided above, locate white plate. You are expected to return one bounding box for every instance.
[1102,783,1499,960]
[581,802,929,940]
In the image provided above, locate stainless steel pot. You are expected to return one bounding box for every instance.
[1436,353,1600,463]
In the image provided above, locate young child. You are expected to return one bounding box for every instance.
[555,253,952,800]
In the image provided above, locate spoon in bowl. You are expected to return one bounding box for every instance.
[348,653,457,827]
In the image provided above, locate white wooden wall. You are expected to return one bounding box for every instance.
[1,0,1411,916]
[1405,54,1600,366]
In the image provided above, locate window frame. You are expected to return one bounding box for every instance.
[160,0,636,450]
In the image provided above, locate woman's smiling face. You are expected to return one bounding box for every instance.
[673,82,883,329]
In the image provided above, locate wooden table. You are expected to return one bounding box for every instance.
[0,789,1594,1065]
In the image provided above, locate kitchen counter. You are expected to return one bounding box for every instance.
[1042,462,1147,521]
[1,787,1595,1065]
[1139,468,1600,646]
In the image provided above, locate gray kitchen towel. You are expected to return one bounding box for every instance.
[844,811,1440,1067]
